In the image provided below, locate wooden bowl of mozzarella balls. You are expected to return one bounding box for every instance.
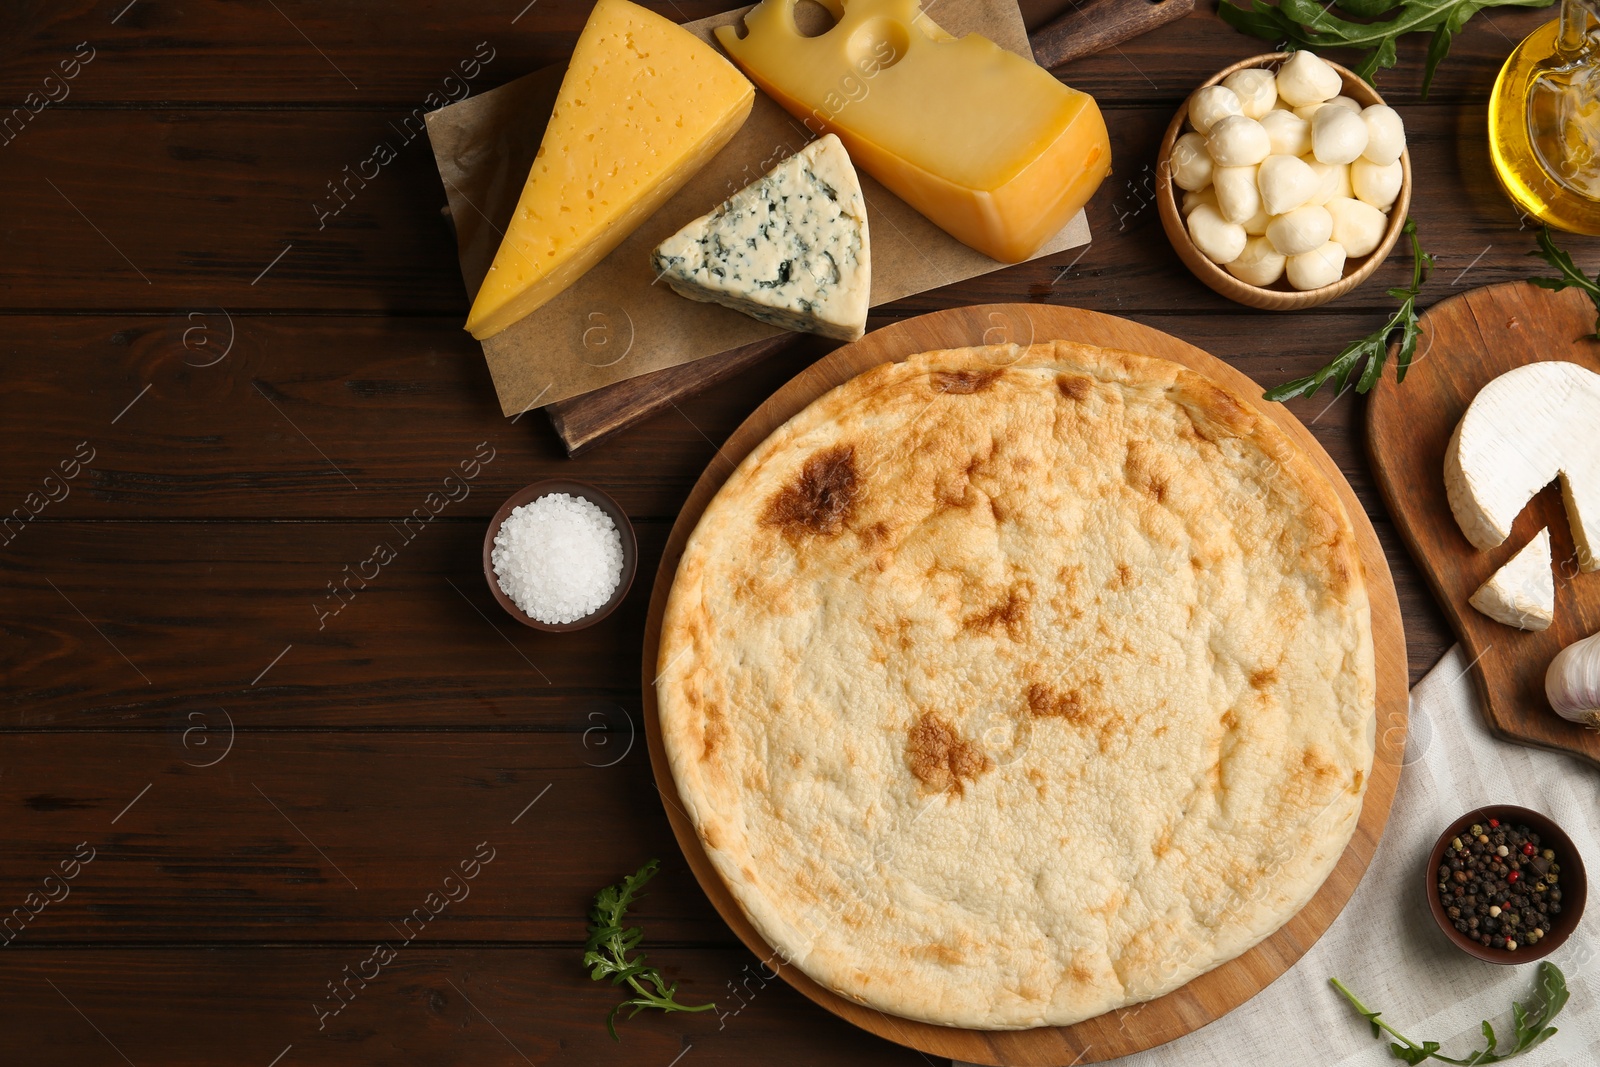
[1156,51,1411,310]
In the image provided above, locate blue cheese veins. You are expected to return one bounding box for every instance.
[652,133,870,341]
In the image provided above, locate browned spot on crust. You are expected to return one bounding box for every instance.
[932,368,1003,394]
[1108,562,1136,591]
[1028,681,1124,752]
[962,583,1031,640]
[1056,373,1092,401]
[1249,667,1277,690]
[1351,769,1365,793]
[989,497,1005,523]
[1220,709,1239,731]
[762,445,859,537]
[907,712,992,795]
[1027,683,1091,726]
[701,703,726,762]
[855,520,890,548]
[1068,962,1095,985]
[917,942,965,965]
[1293,747,1341,797]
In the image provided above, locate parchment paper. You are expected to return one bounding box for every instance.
[425,1,1092,415]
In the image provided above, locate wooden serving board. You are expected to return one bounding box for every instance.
[1368,282,1600,767]
[640,304,1408,1065]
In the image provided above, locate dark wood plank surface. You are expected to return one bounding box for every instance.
[3,0,1597,1060]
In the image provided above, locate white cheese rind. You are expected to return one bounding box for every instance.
[1469,528,1555,630]
[1444,361,1600,572]
[651,133,870,341]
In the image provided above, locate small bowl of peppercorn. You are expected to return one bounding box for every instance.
[1427,806,1586,964]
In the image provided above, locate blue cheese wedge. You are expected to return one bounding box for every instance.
[652,133,870,341]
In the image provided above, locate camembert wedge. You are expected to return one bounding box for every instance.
[1445,361,1600,572]
[465,0,755,340]
[1469,528,1555,630]
[651,134,870,341]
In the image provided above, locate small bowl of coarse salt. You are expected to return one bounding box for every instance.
[483,480,637,631]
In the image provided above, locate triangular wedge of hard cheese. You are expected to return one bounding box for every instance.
[464,0,754,340]
[1445,361,1600,572]
[1469,528,1555,631]
[651,133,870,341]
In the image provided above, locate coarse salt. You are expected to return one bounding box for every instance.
[491,493,624,625]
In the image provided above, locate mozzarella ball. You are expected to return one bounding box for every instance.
[1260,108,1311,156]
[1257,154,1319,216]
[1222,68,1278,118]
[1189,85,1243,135]
[1182,186,1218,217]
[1170,131,1214,191]
[1295,97,1358,122]
[1227,235,1287,286]
[1276,51,1342,107]
[1360,104,1406,165]
[1207,115,1272,167]
[1286,241,1348,290]
[1302,157,1353,206]
[1312,104,1370,165]
[1241,203,1271,236]
[1187,203,1249,264]
[1266,204,1334,256]
[1352,157,1404,209]
[1214,165,1263,224]
[1326,196,1388,257]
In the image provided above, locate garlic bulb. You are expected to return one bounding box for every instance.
[1546,630,1600,728]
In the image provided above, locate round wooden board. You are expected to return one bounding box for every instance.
[640,304,1408,1065]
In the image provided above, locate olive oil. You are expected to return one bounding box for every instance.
[1488,2,1600,235]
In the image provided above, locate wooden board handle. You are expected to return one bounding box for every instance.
[545,333,807,456]
[1029,0,1196,70]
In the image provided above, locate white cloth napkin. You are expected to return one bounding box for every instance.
[957,645,1600,1067]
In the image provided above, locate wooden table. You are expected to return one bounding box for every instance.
[1,2,1594,1063]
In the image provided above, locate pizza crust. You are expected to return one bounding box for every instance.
[656,341,1376,1030]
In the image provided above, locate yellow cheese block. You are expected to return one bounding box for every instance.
[715,0,1109,264]
[465,0,755,340]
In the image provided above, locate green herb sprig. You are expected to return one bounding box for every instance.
[1529,226,1600,339]
[1330,962,1568,1064]
[583,859,716,1040]
[1218,0,1556,98]
[1264,217,1433,402]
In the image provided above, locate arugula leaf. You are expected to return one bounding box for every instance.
[583,860,716,1040]
[1217,0,1557,97]
[1529,225,1600,339]
[1330,963,1568,1063]
[1263,217,1433,403]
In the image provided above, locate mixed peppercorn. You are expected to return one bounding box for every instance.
[1437,818,1564,952]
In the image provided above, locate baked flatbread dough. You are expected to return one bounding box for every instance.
[656,341,1376,1030]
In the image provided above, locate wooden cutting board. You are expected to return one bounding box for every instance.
[640,303,1407,1065]
[1368,282,1600,767]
